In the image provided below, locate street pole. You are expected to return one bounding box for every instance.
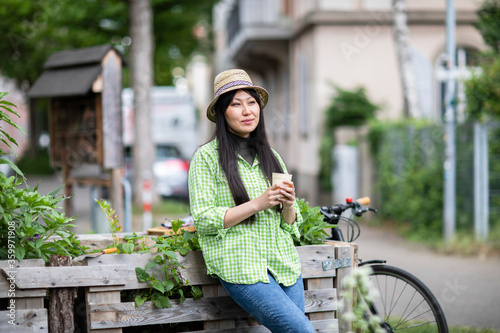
[444,0,456,241]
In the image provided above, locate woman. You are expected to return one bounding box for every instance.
[188,69,314,333]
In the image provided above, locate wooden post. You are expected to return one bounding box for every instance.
[333,243,357,333]
[49,255,76,333]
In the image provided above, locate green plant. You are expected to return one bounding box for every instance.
[0,92,86,262]
[293,198,335,246]
[95,198,122,248]
[0,174,86,262]
[0,92,24,176]
[368,120,445,240]
[133,219,202,309]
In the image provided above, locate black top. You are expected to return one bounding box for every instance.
[229,132,256,165]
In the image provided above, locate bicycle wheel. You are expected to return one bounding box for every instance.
[367,265,448,333]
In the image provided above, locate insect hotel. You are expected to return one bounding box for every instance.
[28,44,125,221]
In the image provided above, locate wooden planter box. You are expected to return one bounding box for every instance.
[0,259,48,332]
[0,242,356,333]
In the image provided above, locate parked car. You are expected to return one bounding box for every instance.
[124,145,190,201]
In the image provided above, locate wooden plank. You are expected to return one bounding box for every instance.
[202,284,234,329]
[89,289,336,329]
[306,278,336,321]
[304,285,337,313]
[15,297,45,310]
[89,246,336,292]
[0,309,48,332]
[87,252,218,292]
[86,290,122,333]
[0,259,46,298]
[189,319,338,333]
[296,245,337,279]
[6,265,126,289]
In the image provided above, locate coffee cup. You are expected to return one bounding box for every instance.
[272,173,292,187]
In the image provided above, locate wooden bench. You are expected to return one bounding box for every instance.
[1,243,356,333]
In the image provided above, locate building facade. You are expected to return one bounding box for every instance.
[210,0,485,204]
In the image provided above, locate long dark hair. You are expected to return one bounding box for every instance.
[213,88,284,207]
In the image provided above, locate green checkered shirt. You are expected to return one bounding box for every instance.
[188,139,303,286]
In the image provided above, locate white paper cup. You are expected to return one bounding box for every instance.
[272,173,292,187]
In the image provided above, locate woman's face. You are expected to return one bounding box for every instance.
[224,90,260,138]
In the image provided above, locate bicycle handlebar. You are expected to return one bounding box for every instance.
[320,197,377,222]
[320,197,377,242]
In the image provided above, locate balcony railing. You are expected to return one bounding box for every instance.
[227,0,287,46]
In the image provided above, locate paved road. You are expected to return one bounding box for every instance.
[353,223,500,331]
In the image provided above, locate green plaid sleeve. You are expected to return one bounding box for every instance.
[188,144,229,239]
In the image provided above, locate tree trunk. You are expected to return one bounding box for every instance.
[392,0,421,118]
[129,0,157,207]
[48,255,75,333]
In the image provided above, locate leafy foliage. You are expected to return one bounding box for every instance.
[339,266,384,333]
[464,0,500,121]
[0,173,86,262]
[0,92,25,175]
[464,52,500,121]
[319,86,379,191]
[96,198,123,248]
[133,219,201,309]
[475,0,500,53]
[0,92,86,262]
[324,86,379,129]
[369,120,446,240]
[0,0,216,86]
[293,198,334,246]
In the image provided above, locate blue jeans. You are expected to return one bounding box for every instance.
[219,273,315,333]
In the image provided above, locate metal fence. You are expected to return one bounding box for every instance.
[374,121,499,239]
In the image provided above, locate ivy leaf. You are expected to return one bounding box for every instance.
[191,286,203,300]
[145,260,159,271]
[153,281,165,293]
[134,295,147,308]
[153,295,172,309]
[135,267,151,282]
[163,279,175,292]
[171,219,183,234]
[14,246,25,261]
[178,289,185,303]
[163,250,177,260]
[177,247,189,256]
[122,243,135,254]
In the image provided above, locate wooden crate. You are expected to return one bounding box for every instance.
[0,243,356,333]
[0,259,48,332]
[84,244,353,332]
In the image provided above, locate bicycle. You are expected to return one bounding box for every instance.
[321,197,448,333]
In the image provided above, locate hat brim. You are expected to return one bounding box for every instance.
[206,85,269,122]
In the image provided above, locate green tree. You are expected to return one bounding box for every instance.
[464,0,500,121]
[0,0,215,87]
[475,0,500,53]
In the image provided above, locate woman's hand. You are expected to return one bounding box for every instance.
[278,180,295,208]
[279,180,297,225]
[255,184,283,211]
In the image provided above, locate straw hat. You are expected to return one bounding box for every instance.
[206,69,269,122]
